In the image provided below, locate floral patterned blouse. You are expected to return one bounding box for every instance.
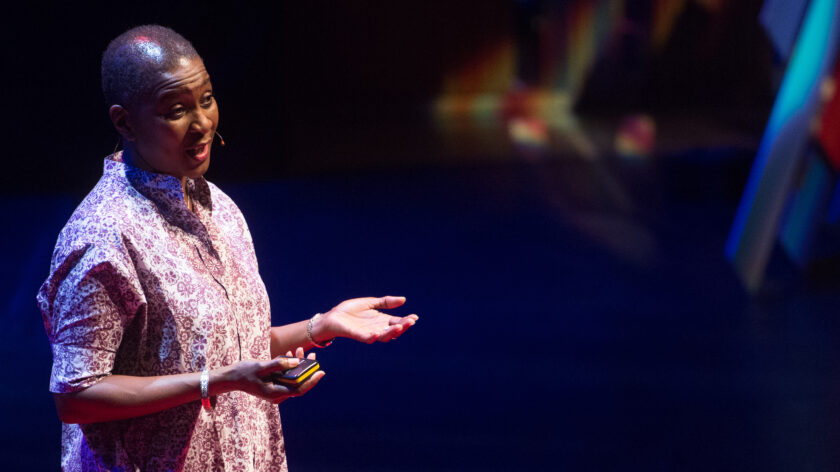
[37,153,287,471]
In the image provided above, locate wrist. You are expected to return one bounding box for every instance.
[208,365,234,397]
[308,313,335,348]
[200,368,212,411]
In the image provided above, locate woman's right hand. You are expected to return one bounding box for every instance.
[214,354,324,404]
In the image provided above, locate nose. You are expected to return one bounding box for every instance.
[190,109,214,135]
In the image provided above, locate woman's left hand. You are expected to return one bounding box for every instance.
[313,296,418,344]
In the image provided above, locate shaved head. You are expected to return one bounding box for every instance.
[101,25,200,109]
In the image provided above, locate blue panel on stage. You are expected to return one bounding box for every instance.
[760,0,810,62]
[726,0,840,290]
[779,149,836,266]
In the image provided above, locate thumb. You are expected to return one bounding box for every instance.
[371,295,406,310]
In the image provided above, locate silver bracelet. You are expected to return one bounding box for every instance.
[307,313,334,348]
[200,367,212,411]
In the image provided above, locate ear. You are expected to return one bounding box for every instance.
[109,105,135,141]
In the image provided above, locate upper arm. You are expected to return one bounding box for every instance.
[39,239,145,395]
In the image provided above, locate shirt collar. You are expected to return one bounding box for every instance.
[104,151,213,216]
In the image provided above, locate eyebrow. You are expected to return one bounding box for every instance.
[157,76,212,101]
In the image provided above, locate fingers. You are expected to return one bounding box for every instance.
[378,324,403,342]
[293,370,325,396]
[401,315,419,331]
[262,355,300,375]
[380,315,418,342]
[261,369,325,403]
[285,348,312,359]
[361,331,380,344]
[234,358,326,404]
[388,314,419,325]
[369,296,406,310]
[270,370,326,402]
[337,295,407,312]
[262,383,294,403]
[345,312,419,343]
[278,356,301,369]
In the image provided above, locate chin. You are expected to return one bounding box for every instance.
[187,160,210,179]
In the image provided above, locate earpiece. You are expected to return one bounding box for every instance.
[215,131,226,147]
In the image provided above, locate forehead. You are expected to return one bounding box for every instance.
[151,58,212,100]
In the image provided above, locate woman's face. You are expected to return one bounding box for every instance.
[125,56,218,181]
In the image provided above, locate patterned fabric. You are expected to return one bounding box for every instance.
[37,153,287,471]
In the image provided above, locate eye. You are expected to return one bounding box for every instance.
[166,106,186,120]
[200,94,215,108]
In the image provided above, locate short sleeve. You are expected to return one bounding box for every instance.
[38,239,144,394]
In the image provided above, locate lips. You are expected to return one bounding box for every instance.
[185,141,211,161]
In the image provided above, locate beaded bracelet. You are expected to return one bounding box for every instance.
[307,313,334,348]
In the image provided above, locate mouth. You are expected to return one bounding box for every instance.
[185,140,212,162]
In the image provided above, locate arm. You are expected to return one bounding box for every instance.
[270,320,317,357]
[54,356,324,424]
[270,296,419,357]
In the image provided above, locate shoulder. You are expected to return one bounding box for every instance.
[207,181,250,225]
[205,180,257,245]
[53,174,146,267]
[207,181,242,212]
[40,185,144,319]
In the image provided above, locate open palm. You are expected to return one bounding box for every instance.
[318,296,418,343]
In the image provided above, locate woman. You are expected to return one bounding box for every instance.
[37,25,418,471]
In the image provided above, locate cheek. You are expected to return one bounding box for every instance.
[152,122,190,147]
[135,123,188,163]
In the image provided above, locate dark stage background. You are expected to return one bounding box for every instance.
[4,1,840,471]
